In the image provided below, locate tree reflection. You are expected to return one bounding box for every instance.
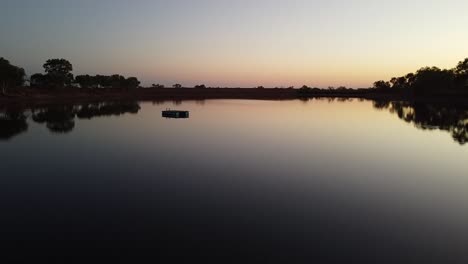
[374,101,468,145]
[32,106,76,133]
[172,100,182,106]
[29,101,141,134]
[372,100,391,110]
[0,108,28,140]
[76,101,140,119]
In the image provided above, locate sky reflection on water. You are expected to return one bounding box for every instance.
[1,99,467,261]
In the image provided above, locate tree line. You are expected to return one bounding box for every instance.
[2,56,468,95]
[73,74,140,89]
[0,58,141,91]
[373,58,468,95]
[298,58,468,97]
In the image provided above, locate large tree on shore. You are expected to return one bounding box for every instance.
[455,58,468,76]
[0,57,25,94]
[454,58,468,87]
[373,80,391,90]
[43,59,73,88]
[411,67,455,94]
[125,77,140,89]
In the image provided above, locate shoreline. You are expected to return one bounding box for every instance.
[1,87,468,108]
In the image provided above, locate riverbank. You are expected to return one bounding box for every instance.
[1,87,468,107]
[0,88,297,106]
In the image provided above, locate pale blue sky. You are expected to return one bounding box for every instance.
[1,0,467,87]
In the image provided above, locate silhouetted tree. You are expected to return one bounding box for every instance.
[30,73,49,88]
[454,58,468,88]
[42,59,74,88]
[298,85,312,95]
[390,76,408,90]
[194,84,207,89]
[373,80,391,90]
[110,74,125,88]
[173,84,182,88]
[152,84,165,88]
[75,74,140,89]
[373,58,468,96]
[405,73,416,88]
[95,75,111,88]
[75,74,96,89]
[454,58,468,77]
[411,67,454,95]
[44,59,73,76]
[0,58,25,94]
[124,77,140,89]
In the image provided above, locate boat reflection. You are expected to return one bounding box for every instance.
[162,109,190,119]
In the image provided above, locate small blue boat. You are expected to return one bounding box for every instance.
[162,109,190,118]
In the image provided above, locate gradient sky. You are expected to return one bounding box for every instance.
[1,0,468,88]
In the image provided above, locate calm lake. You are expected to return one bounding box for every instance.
[1,99,468,261]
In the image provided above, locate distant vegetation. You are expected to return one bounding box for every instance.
[0,58,141,90]
[297,85,370,96]
[1,57,468,99]
[299,58,468,97]
[372,58,468,96]
[74,74,140,89]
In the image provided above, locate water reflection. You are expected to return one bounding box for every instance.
[0,107,28,140]
[32,105,76,133]
[1,99,467,260]
[76,101,140,119]
[299,97,359,104]
[2,99,468,146]
[0,101,140,138]
[373,101,468,145]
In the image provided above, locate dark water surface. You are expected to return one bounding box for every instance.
[1,99,468,262]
